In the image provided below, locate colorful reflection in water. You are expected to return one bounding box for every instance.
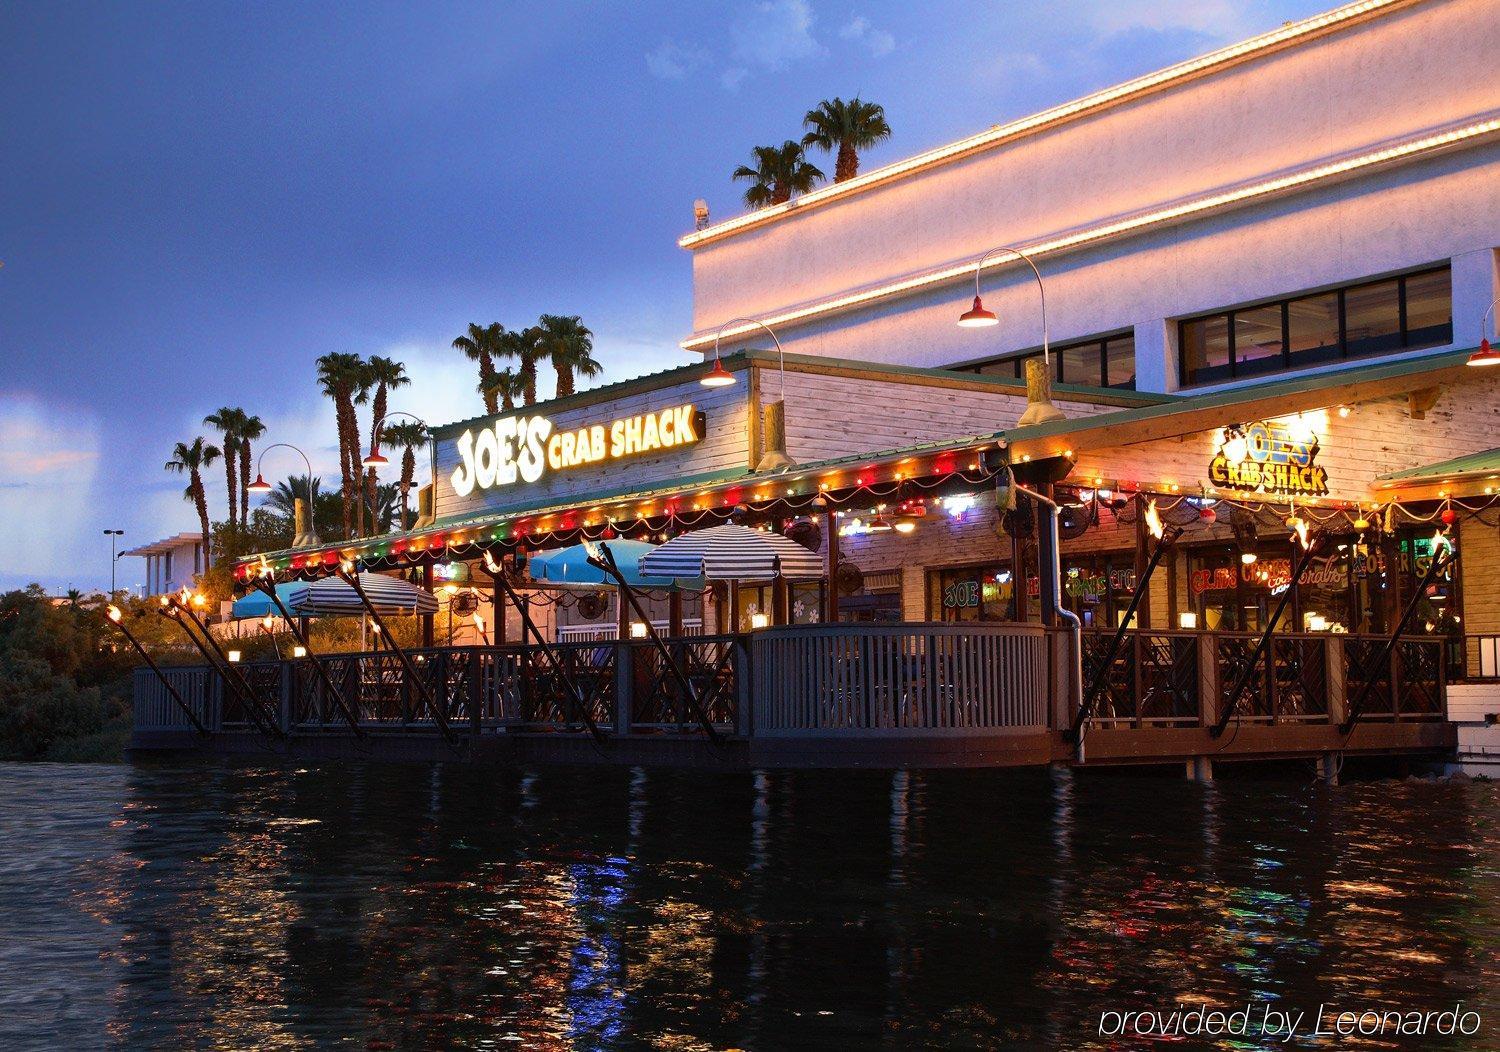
[0,762,1494,1049]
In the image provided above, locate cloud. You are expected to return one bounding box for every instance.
[839,15,894,58]
[729,0,825,72]
[0,393,102,584]
[720,67,750,91]
[1079,0,1253,38]
[645,38,711,80]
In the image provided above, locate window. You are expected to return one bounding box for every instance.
[1178,265,1452,387]
[956,331,1136,390]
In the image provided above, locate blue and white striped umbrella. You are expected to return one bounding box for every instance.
[638,524,824,581]
[282,572,439,616]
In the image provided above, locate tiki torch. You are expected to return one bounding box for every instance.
[106,604,210,736]
[1069,497,1181,740]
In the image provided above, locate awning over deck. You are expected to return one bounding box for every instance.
[234,346,1483,587]
[1375,446,1500,500]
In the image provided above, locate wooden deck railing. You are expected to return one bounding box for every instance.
[134,624,1454,740]
[750,623,1053,735]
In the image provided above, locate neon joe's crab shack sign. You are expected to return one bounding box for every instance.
[1208,419,1329,498]
[450,404,705,497]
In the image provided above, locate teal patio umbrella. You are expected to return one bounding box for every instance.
[527,540,695,589]
[230,582,306,620]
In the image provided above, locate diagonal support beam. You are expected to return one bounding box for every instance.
[108,608,211,737]
[158,604,283,738]
[1210,537,1322,738]
[1341,546,1455,735]
[587,541,721,743]
[335,568,454,742]
[483,555,606,745]
[254,580,364,737]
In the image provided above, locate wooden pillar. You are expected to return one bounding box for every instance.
[420,564,435,647]
[825,508,840,623]
[492,571,507,644]
[772,577,788,626]
[668,589,684,638]
[1133,493,1150,630]
[1011,525,1027,622]
[730,581,741,634]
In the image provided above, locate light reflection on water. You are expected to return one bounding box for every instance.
[0,762,1494,1049]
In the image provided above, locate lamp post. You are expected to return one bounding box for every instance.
[103,529,124,595]
[364,410,434,532]
[709,318,795,472]
[247,443,319,546]
[958,245,1065,427]
[957,245,1050,363]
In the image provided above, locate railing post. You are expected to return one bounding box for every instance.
[469,647,483,738]
[280,662,293,735]
[735,635,753,738]
[614,642,633,735]
[1326,636,1346,725]
[1197,633,1218,727]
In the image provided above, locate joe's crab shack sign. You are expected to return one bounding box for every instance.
[1209,419,1329,497]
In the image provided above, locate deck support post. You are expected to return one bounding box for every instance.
[1186,756,1214,782]
[825,508,840,623]
[614,643,633,735]
[1317,752,1341,785]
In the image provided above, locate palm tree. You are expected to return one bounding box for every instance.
[237,414,265,529]
[203,407,246,532]
[537,314,601,398]
[802,97,891,182]
[453,322,505,414]
[497,325,544,406]
[363,356,408,529]
[732,141,824,207]
[483,368,525,412]
[265,475,323,518]
[380,421,428,530]
[350,359,377,537]
[315,353,365,538]
[165,438,221,563]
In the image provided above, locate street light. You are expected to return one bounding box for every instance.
[957,245,1050,365]
[247,443,318,547]
[103,529,124,595]
[364,410,434,532]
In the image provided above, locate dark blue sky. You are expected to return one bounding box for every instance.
[0,0,1328,591]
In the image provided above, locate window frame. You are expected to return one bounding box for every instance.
[1177,265,1452,388]
[955,330,1136,390]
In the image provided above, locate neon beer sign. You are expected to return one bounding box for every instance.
[450,404,704,497]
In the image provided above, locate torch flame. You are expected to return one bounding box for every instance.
[1293,519,1311,549]
[178,587,192,606]
[1144,499,1165,540]
[258,558,272,579]
[1432,529,1452,554]
[483,551,501,574]
[340,559,355,575]
[107,604,122,623]
[158,594,171,608]
[261,614,274,631]
[473,612,485,632]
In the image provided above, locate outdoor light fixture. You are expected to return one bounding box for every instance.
[749,612,770,630]
[293,645,307,658]
[958,246,1049,364]
[227,650,242,663]
[1469,303,1500,366]
[247,473,271,494]
[700,357,736,388]
[630,621,648,638]
[1178,611,1198,630]
[868,508,894,533]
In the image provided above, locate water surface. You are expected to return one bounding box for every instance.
[0,762,1494,1049]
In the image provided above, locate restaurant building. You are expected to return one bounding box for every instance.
[138,0,1499,772]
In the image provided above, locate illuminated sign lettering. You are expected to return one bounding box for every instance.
[450,405,704,497]
[1208,419,1329,497]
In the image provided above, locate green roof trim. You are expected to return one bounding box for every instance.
[1376,447,1500,485]
[995,347,1478,446]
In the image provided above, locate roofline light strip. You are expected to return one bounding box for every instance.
[678,0,1420,249]
[681,114,1500,351]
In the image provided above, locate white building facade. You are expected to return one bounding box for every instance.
[681,0,1499,397]
[122,532,205,597]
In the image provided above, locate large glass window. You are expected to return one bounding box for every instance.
[1178,265,1452,387]
[957,332,1136,390]
[929,563,1034,622]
